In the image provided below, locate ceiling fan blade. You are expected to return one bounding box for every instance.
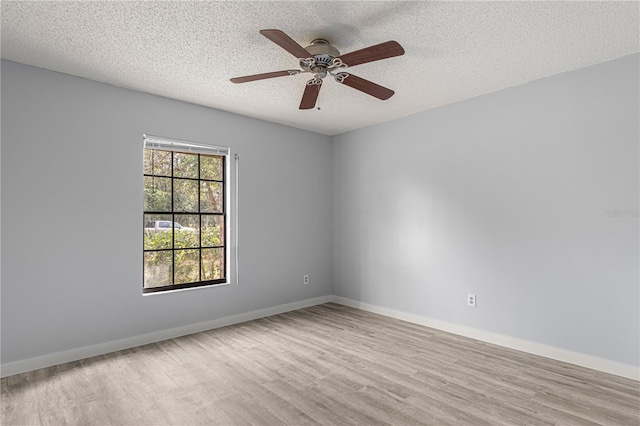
[337,41,404,67]
[299,80,322,110]
[260,29,311,59]
[336,73,394,100]
[230,70,299,84]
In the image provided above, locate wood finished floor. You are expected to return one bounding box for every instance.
[2,303,639,426]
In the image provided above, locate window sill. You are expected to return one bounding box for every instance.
[142,281,231,296]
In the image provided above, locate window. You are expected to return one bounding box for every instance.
[143,135,230,293]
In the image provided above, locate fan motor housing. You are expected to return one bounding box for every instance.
[300,39,340,76]
[304,39,340,58]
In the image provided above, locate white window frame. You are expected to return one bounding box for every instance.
[142,134,231,293]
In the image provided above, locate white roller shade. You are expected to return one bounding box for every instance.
[143,134,230,156]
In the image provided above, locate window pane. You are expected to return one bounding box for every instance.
[173,179,198,212]
[144,149,172,176]
[200,181,222,213]
[144,177,171,212]
[202,248,224,281]
[174,214,199,248]
[201,155,223,180]
[144,214,173,250]
[144,251,173,288]
[174,249,200,284]
[202,215,224,247]
[173,152,198,178]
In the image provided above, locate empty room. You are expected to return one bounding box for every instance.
[1,1,638,425]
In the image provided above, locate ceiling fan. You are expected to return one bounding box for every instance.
[230,29,405,110]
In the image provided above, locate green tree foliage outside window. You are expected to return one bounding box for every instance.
[143,148,227,292]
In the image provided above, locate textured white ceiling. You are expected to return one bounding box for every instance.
[2,1,638,136]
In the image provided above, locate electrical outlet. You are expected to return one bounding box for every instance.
[467,293,476,307]
[303,274,309,285]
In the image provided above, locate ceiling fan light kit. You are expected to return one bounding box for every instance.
[230,29,405,110]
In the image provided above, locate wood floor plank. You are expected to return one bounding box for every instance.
[2,303,638,425]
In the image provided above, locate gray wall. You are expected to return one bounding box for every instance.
[332,54,639,367]
[1,60,332,363]
[3,54,638,369]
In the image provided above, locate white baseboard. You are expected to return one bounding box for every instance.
[1,295,332,378]
[4,295,637,381]
[331,295,639,381]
